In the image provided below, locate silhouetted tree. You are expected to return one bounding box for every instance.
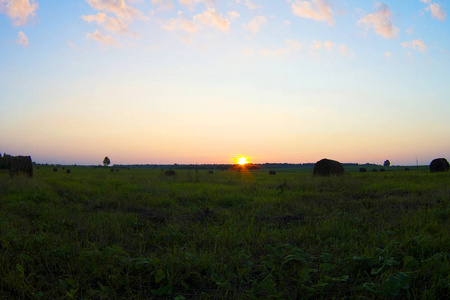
[384,160,391,167]
[103,156,111,167]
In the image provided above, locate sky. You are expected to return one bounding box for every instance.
[0,0,449,166]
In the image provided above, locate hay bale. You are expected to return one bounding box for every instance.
[62,166,65,170]
[9,156,33,177]
[430,158,450,173]
[313,159,344,177]
[359,168,366,173]
[208,170,214,174]
[116,169,119,172]
[66,169,71,173]
[380,168,385,172]
[404,168,410,171]
[110,168,115,172]
[372,169,378,172]
[269,170,277,175]
[53,168,57,172]
[165,170,176,176]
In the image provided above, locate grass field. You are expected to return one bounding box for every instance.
[0,166,448,299]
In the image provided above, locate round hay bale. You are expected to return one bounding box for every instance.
[359,168,366,173]
[269,170,277,175]
[313,159,344,177]
[116,169,119,172]
[380,168,385,172]
[372,169,378,172]
[165,170,176,176]
[430,158,449,173]
[208,170,214,174]
[404,168,410,171]
[53,168,57,172]
[110,168,115,172]
[66,169,71,173]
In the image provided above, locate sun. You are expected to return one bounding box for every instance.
[237,156,248,165]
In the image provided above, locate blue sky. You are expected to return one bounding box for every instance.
[1,0,449,165]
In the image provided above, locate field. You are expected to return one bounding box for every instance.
[0,166,448,299]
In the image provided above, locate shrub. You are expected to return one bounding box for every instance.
[9,156,33,177]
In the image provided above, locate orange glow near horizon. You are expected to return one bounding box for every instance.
[237,156,249,165]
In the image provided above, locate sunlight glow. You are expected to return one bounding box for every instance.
[237,157,248,165]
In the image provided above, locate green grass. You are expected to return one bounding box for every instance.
[0,166,448,299]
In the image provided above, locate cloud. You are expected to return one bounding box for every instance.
[16,30,28,46]
[163,8,236,34]
[385,51,392,58]
[162,11,197,33]
[426,3,446,21]
[324,41,336,51]
[86,0,146,22]
[236,0,262,10]
[310,40,322,51]
[67,40,83,50]
[262,39,303,56]
[401,39,427,54]
[151,0,174,11]
[227,11,240,21]
[291,0,334,26]
[282,20,291,26]
[406,26,414,34]
[262,48,291,56]
[285,39,303,51]
[86,30,118,47]
[82,13,130,34]
[309,40,353,58]
[0,0,38,26]
[420,0,431,3]
[243,16,267,34]
[179,0,215,11]
[194,8,231,33]
[339,44,353,58]
[357,2,399,39]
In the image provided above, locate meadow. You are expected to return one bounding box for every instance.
[0,166,448,299]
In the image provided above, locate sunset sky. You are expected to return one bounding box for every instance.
[1,0,449,165]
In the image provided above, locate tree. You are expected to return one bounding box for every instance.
[103,156,111,167]
[384,160,391,167]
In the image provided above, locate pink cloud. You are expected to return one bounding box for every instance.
[357,2,399,39]
[86,0,146,22]
[401,39,427,54]
[339,44,353,58]
[162,11,197,33]
[86,30,118,47]
[151,0,174,11]
[236,0,262,11]
[194,8,231,33]
[16,30,28,46]
[426,3,446,21]
[292,0,334,26]
[179,0,215,11]
[0,0,38,26]
[243,16,267,34]
[324,41,336,51]
[82,13,130,34]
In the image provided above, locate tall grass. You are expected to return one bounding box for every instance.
[0,166,448,299]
